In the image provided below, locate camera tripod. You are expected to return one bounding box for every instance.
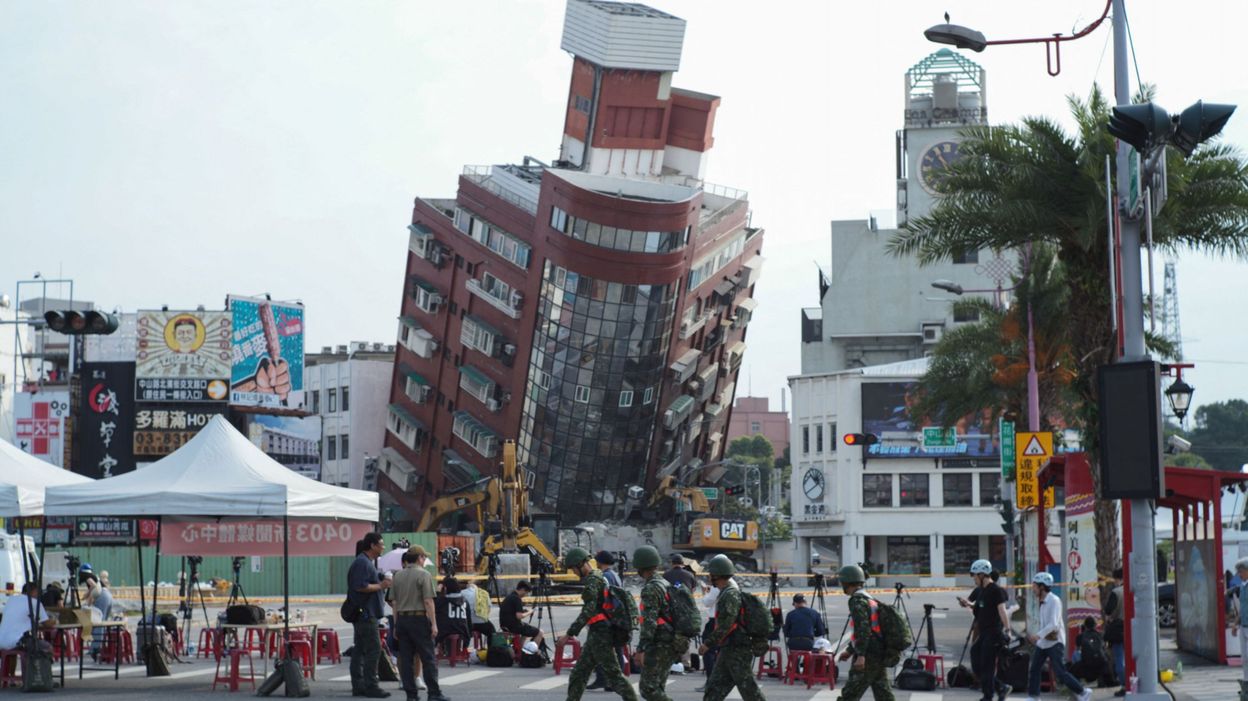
[532,562,557,660]
[766,572,783,640]
[484,553,502,599]
[908,603,945,657]
[227,556,249,607]
[179,557,212,657]
[891,582,916,642]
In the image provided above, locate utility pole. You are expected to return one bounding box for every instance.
[1111,1,1165,697]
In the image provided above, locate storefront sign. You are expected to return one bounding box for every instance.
[135,310,231,401]
[132,404,225,457]
[159,517,371,556]
[14,392,70,467]
[78,362,136,478]
[76,517,136,543]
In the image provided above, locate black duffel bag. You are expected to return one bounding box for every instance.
[895,658,937,691]
[947,664,976,688]
[225,604,265,625]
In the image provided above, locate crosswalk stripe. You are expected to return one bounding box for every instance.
[727,690,742,700]
[330,673,352,682]
[808,690,841,701]
[521,675,570,690]
[167,667,221,680]
[908,693,943,701]
[440,670,502,686]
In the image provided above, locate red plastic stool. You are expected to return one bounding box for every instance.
[279,639,314,679]
[316,629,342,664]
[784,650,813,685]
[198,628,219,659]
[918,653,946,687]
[100,629,135,665]
[512,634,524,657]
[756,646,784,679]
[805,653,835,689]
[0,649,24,688]
[212,648,256,692]
[439,635,470,667]
[553,637,581,675]
[242,628,265,656]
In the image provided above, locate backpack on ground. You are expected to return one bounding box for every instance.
[519,650,545,668]
[870,596,911,664]
[895,658,937,691]
[486,644,514,668]
[1079,630,1107,664]
[947,664,976,688]
[665,586,702,638]
[22,643,54,692]
[602,585,638,645]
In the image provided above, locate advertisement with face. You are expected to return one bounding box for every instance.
[228,296,304,409]
[135,310,231,402]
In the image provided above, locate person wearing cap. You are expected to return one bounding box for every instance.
[559,547,638,701]
[587,551,624,691]
[1026,572,1091,701]
[349,533,393,698]
[663,554,696,591]
[782,594,825,652]
[391,546,448,701]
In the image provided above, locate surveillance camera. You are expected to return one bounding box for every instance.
[923,24,988,53]
[1167,435,1192,454]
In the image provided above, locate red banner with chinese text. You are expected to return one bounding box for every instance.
[158,517,371,556]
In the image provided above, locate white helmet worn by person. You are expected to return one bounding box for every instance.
[1033,572,1055,587]
[970,559,992,575]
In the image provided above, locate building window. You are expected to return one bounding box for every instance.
[310,391,320,414]
[953,306,980,323]
[452,410,499,458]
[688,230,747,289]
[574,95,591,113]
[328,389,337,413]
[944,535,980,574]
[480,272,512,305]
[952,249,979,264]
[410,276,442,314]
[643,387,654,405]
[535,370,551,390]
[899,473,930,506]
[327,436,337,461]
[989,535,1006,570]
[802,426,810,454]
[815,424,824,453]
[886,536,931,575]
[943,473,974,506]
[341,387,349,412]
[979,473,1001,506]
[574,385,590,403]
[461,315,500,356]
[549,206,686,254]
[340,434,349,460]
[829,422,837,451]
[750,421,761,433]
[862,474,892,507]
[618,390,634,407]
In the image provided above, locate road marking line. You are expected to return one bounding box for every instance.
[440,670,502,686]
[330,673,353,682]
[727,690,742,700]
[521,676,569,690]
[908,693,943,701]
[167,667,221,679]
[809,690,841,701]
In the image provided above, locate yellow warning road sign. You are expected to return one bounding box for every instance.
[1015,431,1055,509]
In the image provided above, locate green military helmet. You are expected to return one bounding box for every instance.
[837,564,866,585]
[564,547,591,569]
[706,554,736,577]
[632,545,662,571]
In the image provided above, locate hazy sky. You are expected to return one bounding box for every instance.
[3,0,1246,420]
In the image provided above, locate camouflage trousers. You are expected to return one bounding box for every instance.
[566,632,638,701]
[839,659,894,701]
[702,645,765,701]
[639,636,687,701]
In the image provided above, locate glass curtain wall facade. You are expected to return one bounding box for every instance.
[519,260,678,521]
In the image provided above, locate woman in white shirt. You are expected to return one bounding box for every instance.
[1026,572,1092,701]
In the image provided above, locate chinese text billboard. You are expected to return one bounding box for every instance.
[228,296,304,409]
[135,310,231,402]
[78,362,136,478]
[132,404,226,457]
[860,382,997,459]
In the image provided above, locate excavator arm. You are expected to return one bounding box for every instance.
[416,477,499,532]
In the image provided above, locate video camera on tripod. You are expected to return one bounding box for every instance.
[440,546,461,576]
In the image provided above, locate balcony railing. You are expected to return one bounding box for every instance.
[465,279,522,319]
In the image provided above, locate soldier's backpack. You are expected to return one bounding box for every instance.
[602,585,638,645]
[870,596,912,664]
[664,586,702,638]
[737,591,773,653]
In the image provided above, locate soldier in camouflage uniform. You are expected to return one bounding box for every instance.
[633,546,684,701]
[697,555,765,701]
[835,565,894,701]
[560,547,638,701]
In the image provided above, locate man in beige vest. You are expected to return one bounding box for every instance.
[391,547,449,701]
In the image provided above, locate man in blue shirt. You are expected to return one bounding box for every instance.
[1232,559,1248,685]
[349,532,393,698]
[782,594,826,651]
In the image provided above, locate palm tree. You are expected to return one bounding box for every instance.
[889,86,1248,574]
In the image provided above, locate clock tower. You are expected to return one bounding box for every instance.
[896,49,987,227]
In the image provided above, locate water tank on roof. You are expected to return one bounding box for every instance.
[933,74,958,111]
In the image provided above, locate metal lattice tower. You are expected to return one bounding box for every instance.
[1161,261,1183,361]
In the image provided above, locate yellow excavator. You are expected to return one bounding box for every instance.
[651,475,760,570]
[648,475,712,513]
[475,440,586,587]
[414,478,499,533]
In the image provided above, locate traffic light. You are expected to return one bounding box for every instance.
[43,310,120,335]
[843,433,879,446]
[724,485,746,497]
[999,501,1015,535]
[1108,103,1173,152]
[1172,101,1236,156]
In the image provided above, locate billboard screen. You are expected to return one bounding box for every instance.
[228,296,304,409]
[13,392,71,467]
[135,310,231,402]
[245,414,321,480]
[78,362,136,478]
[132,403,226,457]
[860,381,997,459]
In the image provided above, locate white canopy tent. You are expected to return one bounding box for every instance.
[0,437,91,518]
[43,415,377,521]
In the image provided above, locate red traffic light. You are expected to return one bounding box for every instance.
[843,433,879,446]
[43,310,120,335]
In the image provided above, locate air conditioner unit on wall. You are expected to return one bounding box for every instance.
[509,290,525,308]
[487,398,502,412]
[921,323,943,344]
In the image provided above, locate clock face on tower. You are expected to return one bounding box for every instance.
[919,140,963,195]
[802,468,824,501]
